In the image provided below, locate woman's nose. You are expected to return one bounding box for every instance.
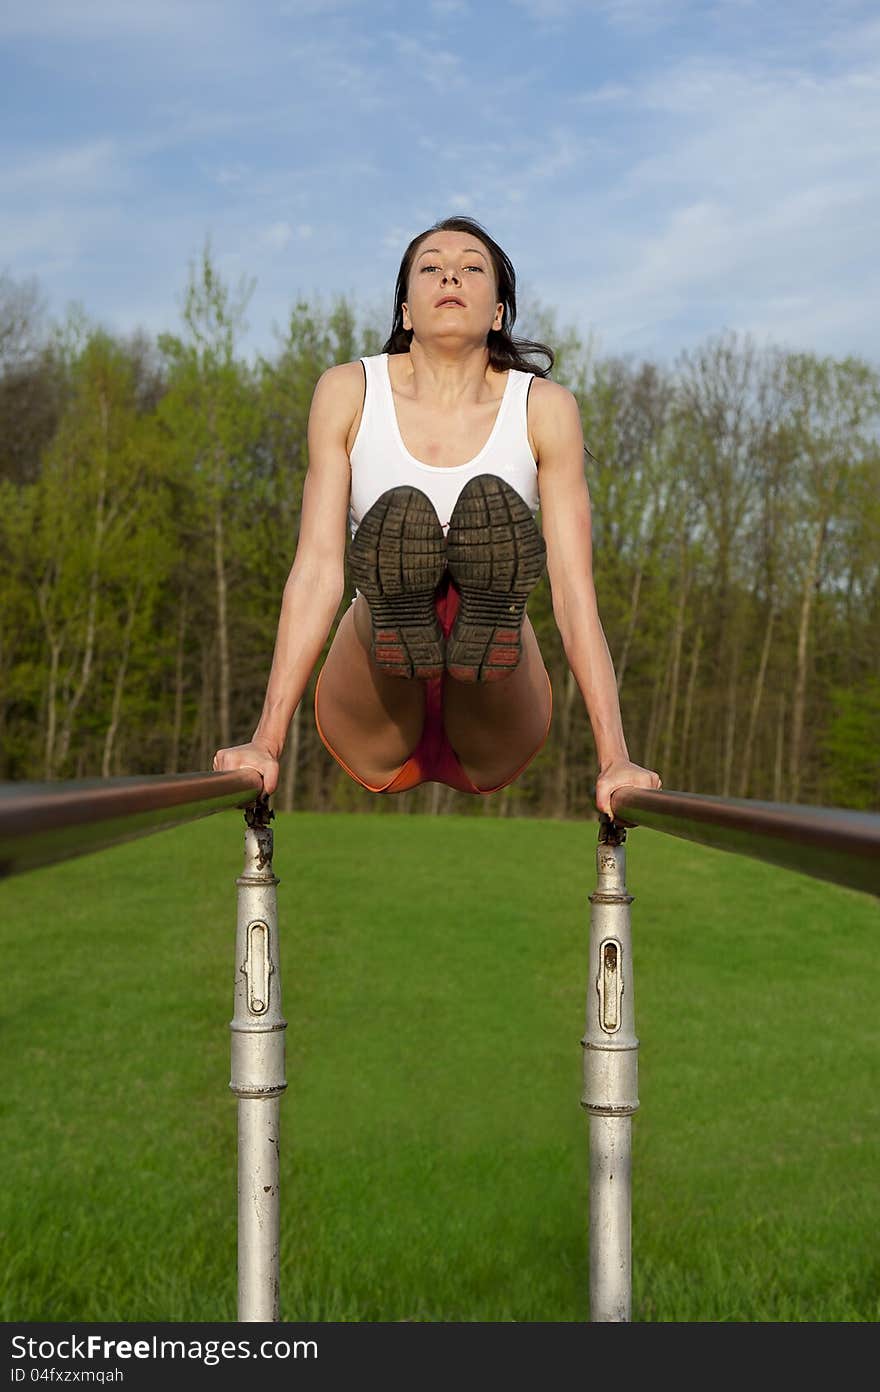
[441,268,461,285]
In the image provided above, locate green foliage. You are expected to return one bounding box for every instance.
[2,331,176,777]
[820,680,880,808]
[0,265,878,808]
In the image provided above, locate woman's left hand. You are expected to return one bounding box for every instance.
[594,758,662,819]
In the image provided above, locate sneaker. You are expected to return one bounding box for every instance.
[445,474,546,682]
[348,485,448,680]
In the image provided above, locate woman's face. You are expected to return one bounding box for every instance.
[401,231,504,346]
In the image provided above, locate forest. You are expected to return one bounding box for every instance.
[1,251,878,818]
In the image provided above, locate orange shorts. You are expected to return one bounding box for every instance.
[314,576,553,796]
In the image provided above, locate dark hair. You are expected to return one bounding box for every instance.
[382,215,554,378]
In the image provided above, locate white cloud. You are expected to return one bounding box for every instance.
[0,0,204,39]
[0,140,122,196]
[262,221,293,251]
[616,54,879,211]
[508,0,583,20]
[572,81,632,103]
[541,58,879,357]
[2,0,877,366]
[213,164,249,187]
[278,0,361,13]
[284,36,382,97]
[510,0,688,29]
[816,11,880,60]
[387,33,464,89]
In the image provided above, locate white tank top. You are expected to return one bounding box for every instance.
[349,353,539,541]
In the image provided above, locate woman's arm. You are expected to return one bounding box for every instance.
[530,376,662,816]
[212,361,362,794]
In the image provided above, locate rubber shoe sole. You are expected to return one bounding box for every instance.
[445,475,546,682]
[348,485,447,680]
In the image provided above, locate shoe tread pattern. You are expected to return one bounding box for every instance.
[348,486,447,679]
[446,475,546,682]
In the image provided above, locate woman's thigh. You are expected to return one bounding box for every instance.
[315,599,426,786]
[442,617,552,789]
[317,599,551,792]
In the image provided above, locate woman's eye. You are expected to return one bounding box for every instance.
[419,263,483,274]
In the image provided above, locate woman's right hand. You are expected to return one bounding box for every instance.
[212,740,280,797]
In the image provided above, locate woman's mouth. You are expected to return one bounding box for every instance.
[436,296,465,307]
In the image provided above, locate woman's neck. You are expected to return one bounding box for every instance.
[399,339,496,402]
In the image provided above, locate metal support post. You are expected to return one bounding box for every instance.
[229,797,286,1321]
[581,815,638,1322]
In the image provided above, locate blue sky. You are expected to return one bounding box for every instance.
[2,0,878,366]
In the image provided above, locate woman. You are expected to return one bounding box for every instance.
[212,215,661,813]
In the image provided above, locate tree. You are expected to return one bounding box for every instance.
[158,244,257,757]
[33,331,173,777]
[781,354,880,801]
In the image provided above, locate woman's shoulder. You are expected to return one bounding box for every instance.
[311,358,368,410]
[315,358,370,391]
[526,374,580,422]
[525,373,575,404]
[525,375,583,457]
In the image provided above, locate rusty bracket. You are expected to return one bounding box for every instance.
[245,793,274,831]
[598,811,627,847]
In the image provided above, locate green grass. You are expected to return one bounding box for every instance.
[0,811,877,1322]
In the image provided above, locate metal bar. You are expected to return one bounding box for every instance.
[582,817,638,1322]
[0,771,264,879]
[610,787,880,899]
[230,799,286,1322]
[1,771,283,1321]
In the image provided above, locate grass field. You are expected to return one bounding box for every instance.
[1,810,877,1323]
